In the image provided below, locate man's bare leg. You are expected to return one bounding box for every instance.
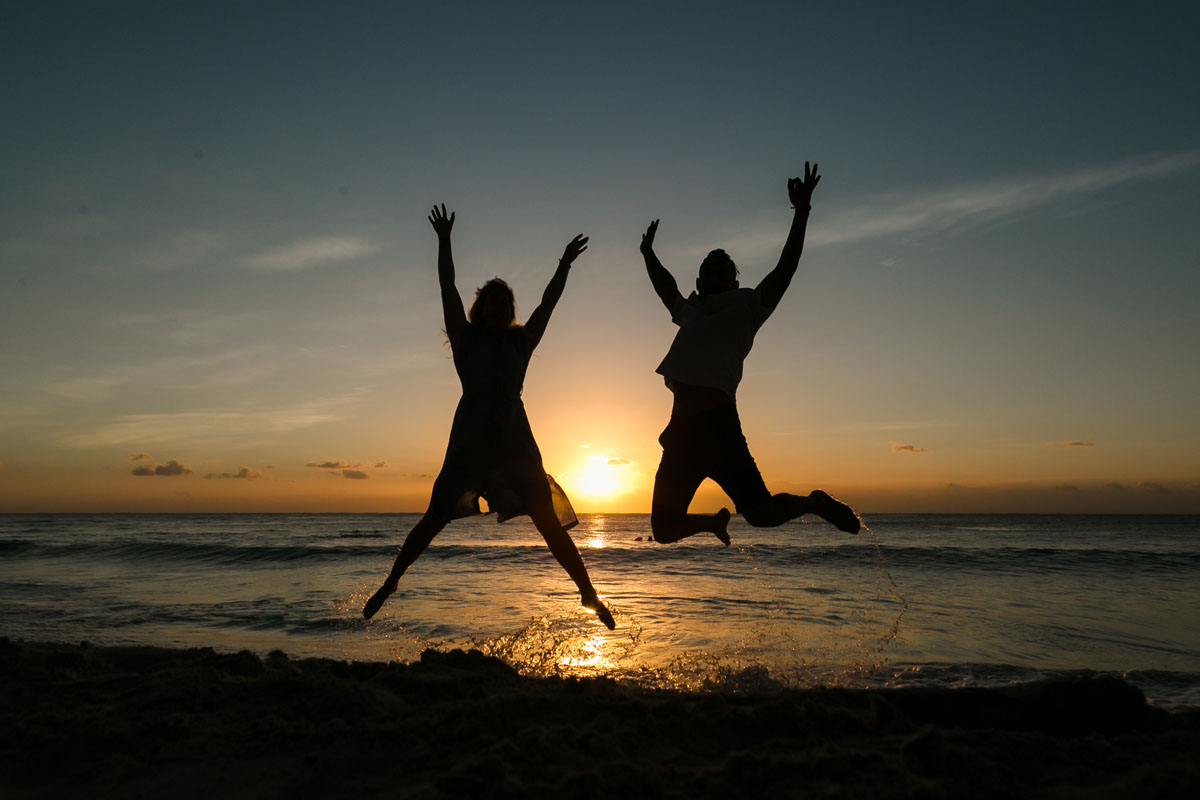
[651,463,732,545]
[362,513,447,619]
[742,490,860,534]
[650,508,732,545]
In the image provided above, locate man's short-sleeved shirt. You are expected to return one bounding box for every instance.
[656,287,774,401]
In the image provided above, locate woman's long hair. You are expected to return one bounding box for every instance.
[468,277,520,329]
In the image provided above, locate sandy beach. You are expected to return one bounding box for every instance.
[2,638,1196,798]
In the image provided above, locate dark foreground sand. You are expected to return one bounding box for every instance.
[2,639,1197,799]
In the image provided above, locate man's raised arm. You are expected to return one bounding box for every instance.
[641,219,683,313]
[757,161,821,311]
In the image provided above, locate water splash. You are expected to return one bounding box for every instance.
[862,518,909,655]
[471,607,643,679]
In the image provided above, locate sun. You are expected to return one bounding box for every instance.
[569,453,629,501]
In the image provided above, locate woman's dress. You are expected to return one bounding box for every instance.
[427,322,577,529]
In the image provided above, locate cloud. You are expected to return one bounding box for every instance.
[46,344,289,402]
[813,150,1200,247]
[374,461,388,469]
[65,402,347,448]
[308,459,356,469]
[772,478,1200,513]
[307,455,350,470]
[131,459,191,477]
[1045,441,1096,448]
[342,470,369,480]
[891,443,930,454]
[204,467,262,480]
[607,458,631,465]
[713,150,1200,260]
[246,236,375,271]
[129,452,152,461]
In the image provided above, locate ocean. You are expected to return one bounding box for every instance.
[2,513,1197,708]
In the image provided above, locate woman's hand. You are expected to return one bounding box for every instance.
[559,234,589,267]
[428,203,455,239]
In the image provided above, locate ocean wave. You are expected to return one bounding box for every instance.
[853,544,1200,574]
[0,538,376,566]
[3,535,1198,574]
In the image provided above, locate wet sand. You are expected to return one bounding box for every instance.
[2,639,1197,798]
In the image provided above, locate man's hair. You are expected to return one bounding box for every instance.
[700,248,739,278]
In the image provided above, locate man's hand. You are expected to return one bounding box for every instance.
[559,234,589,267]
[787,162,821,209]
[641,219,660,255]
[428,203,455,239]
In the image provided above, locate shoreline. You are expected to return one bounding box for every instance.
[3,639,1197,797]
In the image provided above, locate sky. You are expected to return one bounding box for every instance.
[2,1,1198,513]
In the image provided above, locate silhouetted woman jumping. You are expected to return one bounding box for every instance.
[363,204,615,629]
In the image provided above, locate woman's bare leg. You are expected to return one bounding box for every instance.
[362,512,448,619]
[529,505,616,629]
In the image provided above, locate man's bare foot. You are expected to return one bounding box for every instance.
[362,578,397,619]
[713,507,732,546]
[808,490,861,535]
[582,593,616,630]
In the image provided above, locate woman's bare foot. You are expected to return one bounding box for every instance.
[582,594,616,630]
[713,507,732,546]
[362,578,397,619]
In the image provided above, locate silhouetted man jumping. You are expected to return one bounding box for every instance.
[640,162,861,545]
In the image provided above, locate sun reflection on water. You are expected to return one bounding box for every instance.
[585,513,608,549]
[557,632,615,671]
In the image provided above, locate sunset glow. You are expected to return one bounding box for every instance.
[1,5,1197,514]
[567,453,631,502]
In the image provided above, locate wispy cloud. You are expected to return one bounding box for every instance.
[813,150,1200,247]
[711,150,1200,261]
[47,345,285,401]
[246,236,375,271]
[65,402,345,448]
[308,459,388,473]
[891,443,930,454]
[307,459,382,479]
[607,457,632,465]
[129,452,152,461]
[307,459,360,470]
[1045,441,1096,448]
[204,467,262,480]
[131,459,191,477]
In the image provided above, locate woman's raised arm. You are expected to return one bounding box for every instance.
[428,204,467,344]
[522,234,588,350]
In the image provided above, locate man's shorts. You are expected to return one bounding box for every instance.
[654,404,772,514]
